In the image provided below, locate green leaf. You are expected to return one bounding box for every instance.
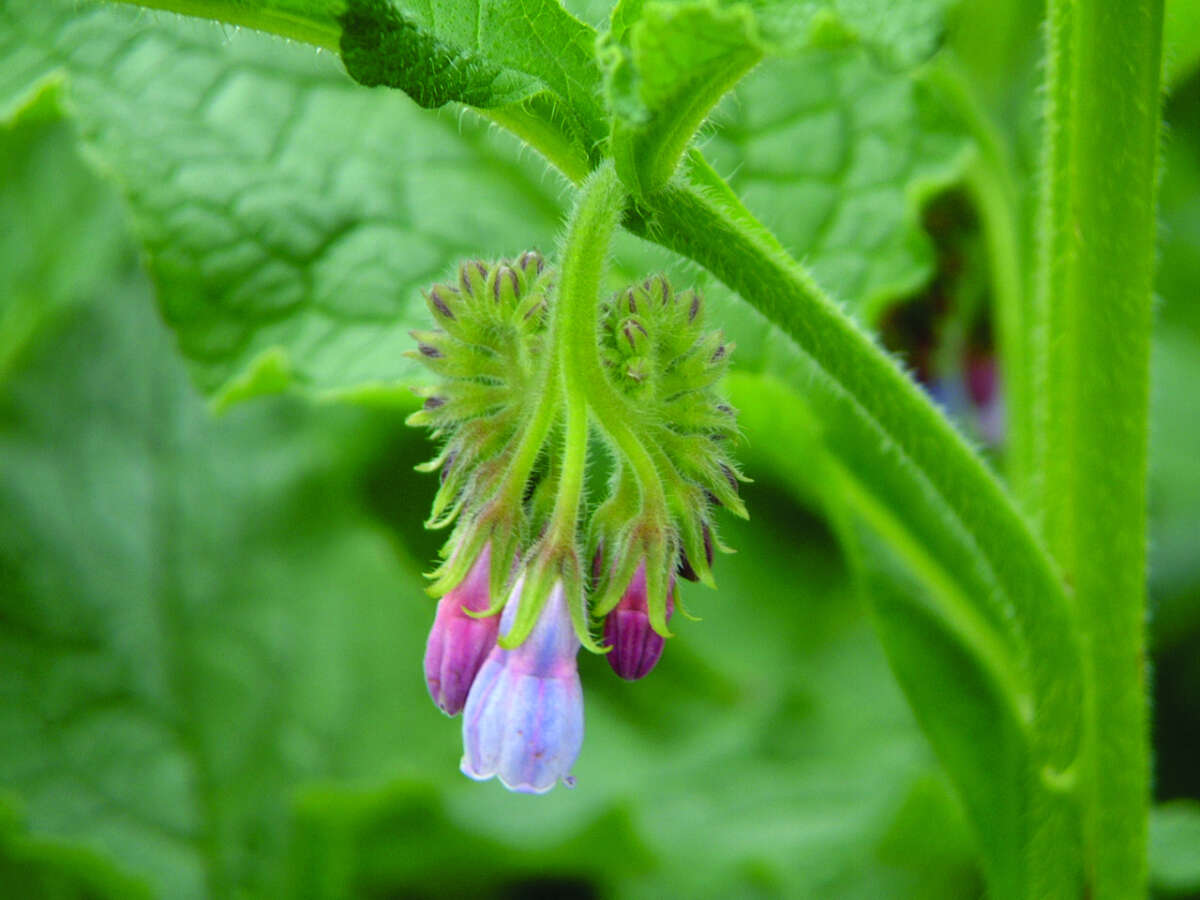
[602,0,763,197]
[0,83,131,384]
[747,0,953,66]
[0,272,446,896]
[2,2,572,406]
[600,0,956,199]
[337,0,540,107]
[704,49,972,322]
[108,0,607,176]
[0,796,152,900]
[336,0,606,138]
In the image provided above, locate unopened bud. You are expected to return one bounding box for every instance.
[518,250,545,279]
[490,264,520,306]
[619,316,649,355]
[644,274,671,307]
[429,285,456,321]
[604,563,675,681]
[459,259,489,295]
[424,546,501,716]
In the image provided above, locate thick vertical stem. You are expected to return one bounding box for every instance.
[548,161,626,542]
[1034,1,1163,895]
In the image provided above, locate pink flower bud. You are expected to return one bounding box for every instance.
[423,545,500,716]
[604,563,675,681]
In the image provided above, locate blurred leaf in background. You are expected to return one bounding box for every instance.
[1,0,1199,897]
[0,25,982,900]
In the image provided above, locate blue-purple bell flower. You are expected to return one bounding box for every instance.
[460,576,584,793]
[424,545,500,716]
[604,562,675,681]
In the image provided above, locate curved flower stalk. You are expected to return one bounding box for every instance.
[460,576,584,793]
[409,165,746,792]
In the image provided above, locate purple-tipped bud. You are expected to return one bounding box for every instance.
[645,274,670,306]
[424,545,500,716]
[491,265,520,305]
[429,285,456,320]
[518,250,544,278]
[604,563,675,681]
[688,291,702,323]
[623,286,638,315]
[619,317,649,355]
[459,259,488,294]
[461,577,583,793]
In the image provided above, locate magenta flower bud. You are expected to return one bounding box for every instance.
[604,563,676,681]
[423,545,500,716]
[460,577,583,793]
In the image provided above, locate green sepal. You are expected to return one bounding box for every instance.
[424,524,490,599]
[675,505,716,589]
[414,441,455,475]
[405,340,506,380]
[641,535,673,638]
[497,543,556,649]
[563,565,604,653]
[405,383,507,429]
[591,530,643,618]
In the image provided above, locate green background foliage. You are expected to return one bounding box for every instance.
[1,0,1198,896]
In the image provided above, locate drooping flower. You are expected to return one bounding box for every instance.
[423,544,500,716]
[604,562,676,681]
[460,576,583,793]
[410,258,747,791]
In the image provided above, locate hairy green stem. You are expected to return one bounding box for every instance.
[1034,1,1163,895]
[553,163,669,529]
[482,104,592,185]
[549,161,626,544]
[497,355,560,510]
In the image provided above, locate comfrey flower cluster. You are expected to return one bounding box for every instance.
[408,252,744,793]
